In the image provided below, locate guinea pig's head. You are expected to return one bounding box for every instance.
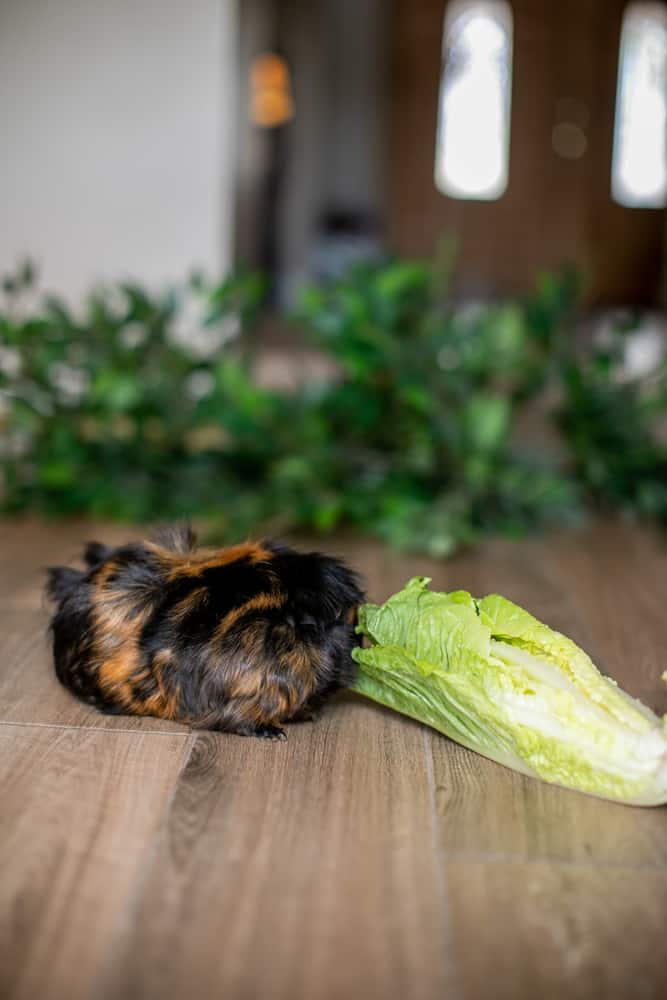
[267,543,365,693]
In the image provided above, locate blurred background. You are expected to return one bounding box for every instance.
[1,0,667,556]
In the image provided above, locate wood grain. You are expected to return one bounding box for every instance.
[428,737,667,868]
[0,723,191,1000]
[98,695,452,1000]
[1,517,666,1000]
[446,861,667,1000]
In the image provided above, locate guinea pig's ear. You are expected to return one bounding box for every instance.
[46,566,85,602]
[83,541,113,567]
[320,557,366,613]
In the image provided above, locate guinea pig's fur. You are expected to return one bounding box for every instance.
[46,526,364,739]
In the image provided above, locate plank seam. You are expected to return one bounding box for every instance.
[0,719,190,737]
[423,727,465,1000]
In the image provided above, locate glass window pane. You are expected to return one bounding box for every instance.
[435,1,513,200]
[612,3,667,209]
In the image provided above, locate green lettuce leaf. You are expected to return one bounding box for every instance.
[352,577,667,805]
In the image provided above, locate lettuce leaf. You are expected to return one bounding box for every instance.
[352,577,667,805]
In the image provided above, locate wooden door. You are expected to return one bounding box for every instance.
[388,0,666,305]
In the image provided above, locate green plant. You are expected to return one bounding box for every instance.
[295,259,576,554]
[559,325,667,520]
[0,262,281,532]
[1,255,666,555]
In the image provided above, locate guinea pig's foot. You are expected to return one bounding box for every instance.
[255,724,287,741]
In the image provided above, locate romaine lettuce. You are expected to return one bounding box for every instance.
[352,577,667,805]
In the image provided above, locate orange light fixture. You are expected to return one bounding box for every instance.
[249,53,294,127]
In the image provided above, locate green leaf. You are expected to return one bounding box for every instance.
[354,578,667,805]
[462,394,510,452]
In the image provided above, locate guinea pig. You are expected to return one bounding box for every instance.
[46,526,364,739]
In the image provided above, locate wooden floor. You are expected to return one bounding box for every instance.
[1,518,666,1000]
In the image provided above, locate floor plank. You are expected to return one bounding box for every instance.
[446,860,667,1000]
[0,723,192,1000]
[428,737,667,867]
[98,695,453,1000]
[2,517,667,1000]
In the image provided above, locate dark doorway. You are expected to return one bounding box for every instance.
[234,0,386,306]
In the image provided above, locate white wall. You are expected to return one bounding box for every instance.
[0,0,236,304]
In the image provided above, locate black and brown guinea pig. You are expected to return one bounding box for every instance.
[46,526,364,739]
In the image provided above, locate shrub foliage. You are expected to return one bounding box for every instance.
[1,258,665,555]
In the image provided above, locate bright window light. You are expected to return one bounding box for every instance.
[435,1,513,200]
[612,3,667,208]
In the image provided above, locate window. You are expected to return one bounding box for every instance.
[612,3,667,208]
[435,1,513,200]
